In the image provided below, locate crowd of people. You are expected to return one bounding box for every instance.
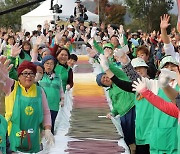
[0,10,179,154]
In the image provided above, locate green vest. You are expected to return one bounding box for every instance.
[39,73,61,111]
[109,83,135,116]
[9,85,43,153]
[0,115,7,154]
[4,45,19,67]
[3,45,11,57]
[150,88,178,153]
[18,51,31,65]
[109,63,135,116]
[134,95,154,145]
[55,64,70,92]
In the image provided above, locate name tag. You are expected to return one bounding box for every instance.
[28,129,34,134]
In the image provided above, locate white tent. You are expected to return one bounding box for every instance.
[21,0,99,32]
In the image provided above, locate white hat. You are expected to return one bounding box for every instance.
[131,57,149,68]
[67,25,73,29]
[159,55,179,69]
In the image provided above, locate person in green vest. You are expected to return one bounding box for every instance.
[131,76,180,154]
[96,57,136,154]
[99,54,155,154]
[40,55,64,134]
[18,41,32,65]
[2,36,15,57]
[54,47,73,92]
[117,52,179,153]
[3,59,54,153]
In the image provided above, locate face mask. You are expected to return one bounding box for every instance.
[34,72,43,82]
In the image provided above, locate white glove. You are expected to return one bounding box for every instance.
[114,45,129,58]
[158,68,177,88]
[60,100,64,107]
[132,78,147,93]
[114,48,125,58]
[99,54,109,71]
[66,84,71,91]
[44,129,55,146]
[118,34,125,47]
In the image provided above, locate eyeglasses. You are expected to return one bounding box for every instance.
[21,72,35,77]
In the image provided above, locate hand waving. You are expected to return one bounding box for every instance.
[0,56,13,85]
[160,14,170,29]
[132,78,147,93]
[11,44,22,57]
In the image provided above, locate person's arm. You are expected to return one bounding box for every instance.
[163,85,178,104]
[8,44,22,80]
[51,43,59,58]
[140,88,179,118]
[160,14,170,44]
[105,68,134,93]
[41,89,51,128]
[93,39,104,54]
[160,14,177,58]
[67,68,73,88]
[0,56,14,95]
[122,62,141,81]
[113,52,141,81]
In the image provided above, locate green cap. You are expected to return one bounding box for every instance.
[103,43,114,50]
[159,55,178,69]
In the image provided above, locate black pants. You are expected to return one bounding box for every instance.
[136,144,150,154]
[50,110,58,135]
[120,106,136,145]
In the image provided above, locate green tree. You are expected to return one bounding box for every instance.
[0,0,40,31]
[125,0,174,32]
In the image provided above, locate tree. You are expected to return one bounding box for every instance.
[94,0,126,25]
[94,0,109,22]
[125,0,174,32]
[105,4,126,25]
[0,0,40,31]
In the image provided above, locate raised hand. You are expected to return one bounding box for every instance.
[11,43,22,57]
[118,25,124,34]
[99,54,109,71]
[158,68,177,88]
[35,35,46,46]
[0,55,13,85]
[160,14,170,29]
[86,47,97,58]
[132,78,147,93]
[114,51,130,65]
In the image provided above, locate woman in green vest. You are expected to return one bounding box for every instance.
[117,53,179,153]
[18,41,32,65]
[96,58,136,154]
[3,59,54,153]
[40,55,64,134]
[132,77,180,154]
[2,36,15,57]
[54,47,74,92]
[98,55,154,154]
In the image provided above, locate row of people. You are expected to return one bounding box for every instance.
[84,14,180,154]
